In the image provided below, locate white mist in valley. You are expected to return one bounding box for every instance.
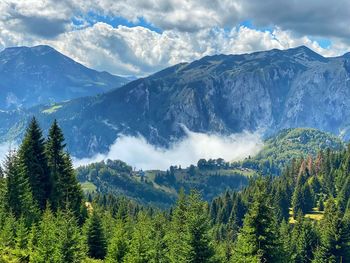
[73,130,264,170]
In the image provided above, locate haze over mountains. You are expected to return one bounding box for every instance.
[1,45,350,161]
[0,45,128,109]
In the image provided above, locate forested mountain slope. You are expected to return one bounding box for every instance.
[76,128,343,207]
[2,46,350,157]
[1,120,350,262]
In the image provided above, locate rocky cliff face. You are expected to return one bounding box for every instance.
[0,45,128,109]
[2,46,350,157]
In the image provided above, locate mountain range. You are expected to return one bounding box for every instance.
[1,45,350,158]
[0,45,128,109]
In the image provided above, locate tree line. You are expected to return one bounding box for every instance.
[2,119,350,262]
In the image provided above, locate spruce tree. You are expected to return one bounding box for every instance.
[124,212,155,263]
[291,213,317,263]
[187,190,214,263]
[313,198,350,262]
[292,179,305,218]
[0,212,16,252]
[0,165,6,219]
[56,210,86,262]
[46,119,65,209]
[152,213,168,263]
[15,217,29,251]
[273,182,290,222]
[279,219,292,263]
[4,151,38,225]
[86,211,107,260]
[46,120,83,216]
[232,179,281,263]
[30,207,61,263]
[19,117,51,210]
[106,220,130,263]
[166,189,192,262]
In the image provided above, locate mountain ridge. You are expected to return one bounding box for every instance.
[0,45,128,109]
[1,45,350,157]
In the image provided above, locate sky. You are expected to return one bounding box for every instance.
[1,0,350,77]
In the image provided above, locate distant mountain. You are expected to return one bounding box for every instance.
[0,45,128,109]
[1,46,350,157]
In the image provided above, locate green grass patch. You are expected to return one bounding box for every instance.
[289,207,324,224]
[80,181,97,193]
[42,104,62,114]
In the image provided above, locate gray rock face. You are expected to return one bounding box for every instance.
[0,45,128,109]
[2,45,350,157]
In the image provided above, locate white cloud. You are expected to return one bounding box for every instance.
[66,0,350,40]
[73,130,263,170]
[39,24,348,76]
[0,1,350,76]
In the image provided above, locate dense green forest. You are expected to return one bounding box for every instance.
[77,159,249,207]
[76,128,343,208]
[1,120,350,262]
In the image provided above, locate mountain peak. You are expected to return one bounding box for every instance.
[283,45,327,62]
[343,52,350,59]
[0,45,128,109]
[4,44,53,51]
[288,45,319,56]
[30,44,56,52]
[2,45,58,57]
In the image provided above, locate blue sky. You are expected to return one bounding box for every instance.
[78,13,164,34]
[0,0,349,76]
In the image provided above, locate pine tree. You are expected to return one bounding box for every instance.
[292,179,305,218]
[30,207,61,263]
[166,189,192,263]
[19,117,51,210]
[106,220,130,262]
[13,216,30,261]
[291,213,317,263]
[60,154,83,215]
[273,182,290,222]
[15,217,29,251]
[46,119,65,210]
[0,212,16,252]
[232,179,281,263]
[4,151,39,225]
[0,165,6,220]
[312,198,350,262]
[279,219,292,263]
[152,213,168,263]
[187,190,215,263]
[86,211,107,260]
[56,210,86,262]
[46,120,83,216]
[124,212,155,263]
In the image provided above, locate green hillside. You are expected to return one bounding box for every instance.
[77,159,250,207]
[240,128,345,174]
[258,128,344,161]
[2,120,350,262]
[77,128,345,206]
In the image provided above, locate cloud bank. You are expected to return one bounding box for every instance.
[1,1,350,76]
[73,131,263,170]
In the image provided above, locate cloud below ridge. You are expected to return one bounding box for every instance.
[73,130,264,170]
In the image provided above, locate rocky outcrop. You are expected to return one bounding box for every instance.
[2,46,350,157]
